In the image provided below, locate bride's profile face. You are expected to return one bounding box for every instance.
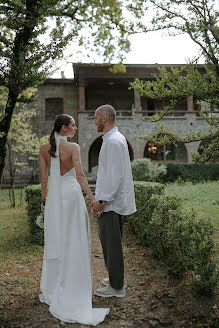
[64,119,77,137]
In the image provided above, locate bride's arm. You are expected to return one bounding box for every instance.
[39,146,48,202]
[72,143,95,203]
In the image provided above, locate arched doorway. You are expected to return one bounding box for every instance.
[144,142,187,162]
[89,137,103,172]
[89,136,134,172]
[127,142,134,161]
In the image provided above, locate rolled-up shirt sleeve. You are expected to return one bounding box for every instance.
[97,141,124,203]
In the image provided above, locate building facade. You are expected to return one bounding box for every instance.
[2,63,213,186]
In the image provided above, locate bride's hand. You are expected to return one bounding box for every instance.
[97,210,103,217]
[89,198,96,207]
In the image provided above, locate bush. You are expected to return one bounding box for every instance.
[131,158,167,182]
[25,185,43,244]
[127,181,218,294]
[161,163,219,183]
[147,195,218,294]
[127,181,165,239]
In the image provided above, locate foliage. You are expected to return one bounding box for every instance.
[165,181,219,233]
[133,0,218,67]
[24,185,43,244]
[132,65,219,117]
[160,163,219,183]
[131,158,166,182]
[0,86,8,106]
[147,194,218,295]
[130,0,219,163]
[3,104,48,207]
[0,1,132,87]
[132,66,219,163]
[127,181,165,240]
[127,181,218,294]
[0,0,139,183]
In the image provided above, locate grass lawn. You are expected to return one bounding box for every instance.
[165,181,219,242]
[0,189,43,324]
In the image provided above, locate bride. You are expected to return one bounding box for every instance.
[39,114,109,326]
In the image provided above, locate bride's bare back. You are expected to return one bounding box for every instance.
[40,139,76,176]
[39,139,94,202]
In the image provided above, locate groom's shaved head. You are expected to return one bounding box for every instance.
[96,104,116,123]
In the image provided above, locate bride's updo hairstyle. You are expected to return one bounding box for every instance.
[49,114,73,158]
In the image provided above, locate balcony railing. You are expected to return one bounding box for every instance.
[81,110,196,118]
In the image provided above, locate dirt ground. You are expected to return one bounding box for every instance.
[1,217,218,328]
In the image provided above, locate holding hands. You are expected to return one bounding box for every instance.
[90,199,105,217]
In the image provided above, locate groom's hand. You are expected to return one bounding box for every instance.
[91,201,104,214]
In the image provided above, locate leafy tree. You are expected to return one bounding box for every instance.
[3,104,47,207]
[0,0,134,184]
[130,0,219,162]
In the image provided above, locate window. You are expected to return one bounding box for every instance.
[45,98,63,121]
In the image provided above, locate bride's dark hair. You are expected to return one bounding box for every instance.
[49,114,73,158]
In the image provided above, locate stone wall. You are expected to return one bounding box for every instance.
[78,111,210,173]
[36,79,78,138]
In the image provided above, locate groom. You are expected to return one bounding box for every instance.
[92,104,136,298]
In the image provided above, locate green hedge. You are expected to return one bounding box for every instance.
[131,158,166,182]
[25,185,44,244]
[127,181,218,295]
[161,163,219,183]
[127,181,165,240]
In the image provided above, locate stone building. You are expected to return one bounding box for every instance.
[2,63,214,186]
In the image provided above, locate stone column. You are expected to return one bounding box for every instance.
[187,95,194,112]
[134,89,141,112]
[185,142,199,163]
[186,95,196,123]
[79,85,86,111]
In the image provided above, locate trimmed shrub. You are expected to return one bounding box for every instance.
[127,181,165,240]
[127,181,218,294]
[147,195,218,294]
[161,163,219,183]
[25,185,43,244]
[131,158,167,182]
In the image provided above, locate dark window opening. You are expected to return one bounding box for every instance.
[45,98,63,121]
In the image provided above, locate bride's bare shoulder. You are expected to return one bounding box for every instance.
[68,142,80,150]
[40,142,50,153]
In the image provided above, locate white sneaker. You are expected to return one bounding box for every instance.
[102,277,127,288]
[94,286,126,298]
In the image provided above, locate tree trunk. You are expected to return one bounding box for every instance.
[9,186,16,208]
[7,141,16,207]
[20,188,23,206]
[0,91,18,187]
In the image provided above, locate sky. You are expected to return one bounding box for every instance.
[51,30,203,79]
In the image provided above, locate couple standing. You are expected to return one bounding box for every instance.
[39,104,136,326]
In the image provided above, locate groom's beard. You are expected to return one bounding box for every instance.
[97,120,104,132]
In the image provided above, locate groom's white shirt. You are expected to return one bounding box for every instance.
[95,127,136,216]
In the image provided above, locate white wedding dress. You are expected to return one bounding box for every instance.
[39,135,109,326]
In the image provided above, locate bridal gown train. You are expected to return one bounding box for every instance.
[39,135,110,326]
